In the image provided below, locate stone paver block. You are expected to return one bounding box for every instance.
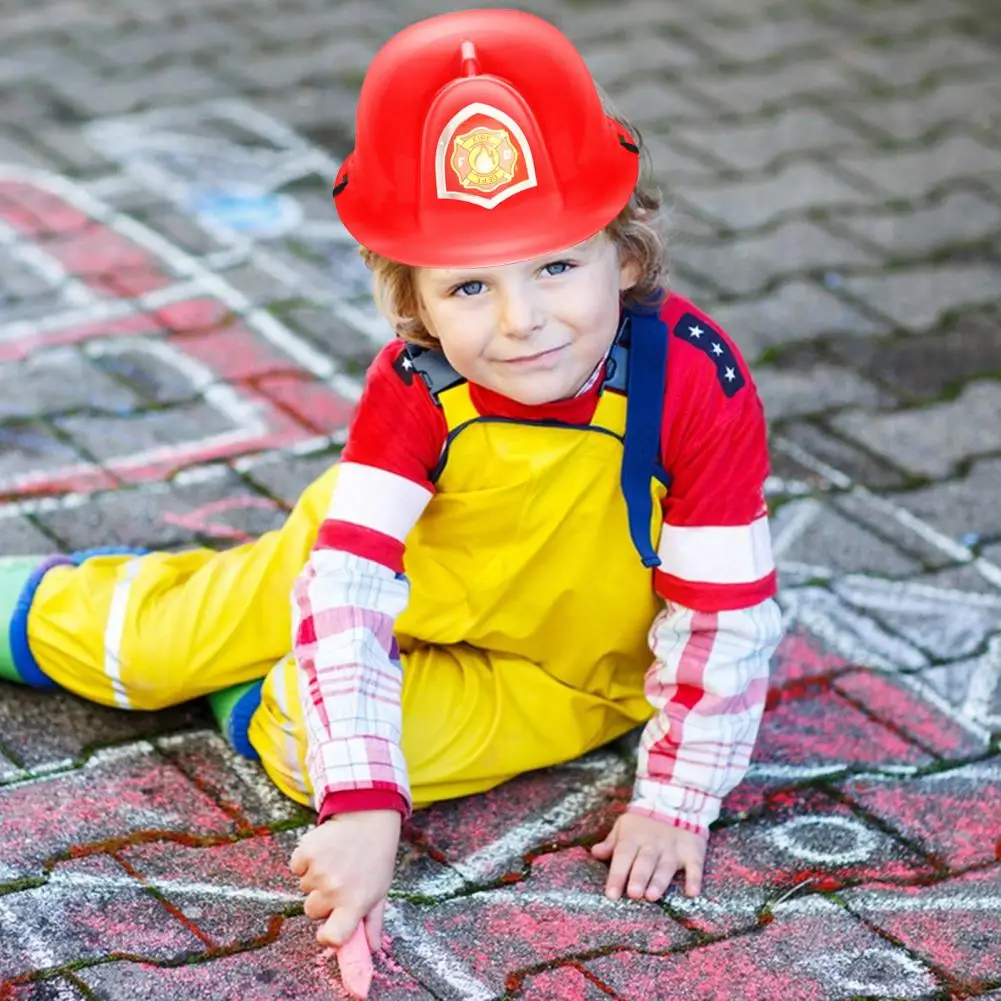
[0,854,205,982]
[843,866,1001,985]
[828,191,1001,258]
[830,573,1001,665]
[54,402,238,464]
[240,448,340,507]
[390,847,691,999]
[515,965,613,1000]
[676,109,870,173]
[841,763,1001,870]
[35,469,284,550]
[0,745,234,879]
[607,80,721,127]
[156,731,308,828]
[0,422,85,490]
[839,136,1001,199]
[841,265,1001,332]
[255,373,357,436]
[0,516,59,556]
[88,341,203,407]
[581,33,701,86]
[768,625,853,689]
[7,978,90,999]
[690,15,841,63]
[886,458,1001,543]
[586,896,941,1000]
[0,347,140,420]
[771,423,912,490]
[836,34,997,88]
[918,643,1001,736]
[684,59,859,115]
[756,356,892,422]
[827,491,971,570]
[679,162,878,231]
[708,280,887,362]
[115,831,303,946]
[826,310,1001,402]
[834,670,987,759]
[0,683,208,771]
[680,221,880,297]
[78,914,436,1000]
[830,381,1001,479]
[772,500,923,576]
[846,78,1001,142]
[756,684,934,770]
[675,789,930,936]
[404,749,633,895]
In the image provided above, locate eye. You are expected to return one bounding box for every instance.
[542,260,575,277]
[450,280,486,297]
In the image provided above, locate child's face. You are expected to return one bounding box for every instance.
[414,232,639,406]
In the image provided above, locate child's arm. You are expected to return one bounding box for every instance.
[289,343,445,944]
[594,299,783,900]
[628,594,783,833]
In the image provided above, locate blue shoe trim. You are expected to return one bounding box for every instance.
[9,555,74,688]
[228,681,264,761]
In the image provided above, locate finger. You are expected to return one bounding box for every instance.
[644,855,682,901]
[626,846,662,900]
[605,840,638,900]
[318,907,363,950]
[304,889,335,921]
[365,898,386,952]
[289,847,307,877]
[591,827,617,860]
[683,854,705,897]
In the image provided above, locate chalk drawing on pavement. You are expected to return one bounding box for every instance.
[83,99,389,343]
[0,165,357,495]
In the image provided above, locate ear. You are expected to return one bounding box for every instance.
[618,252,643,293]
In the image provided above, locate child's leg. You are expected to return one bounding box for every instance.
[10,463,339,711]
[248,642,654,811]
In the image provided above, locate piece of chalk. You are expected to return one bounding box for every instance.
[336,923,374,1000]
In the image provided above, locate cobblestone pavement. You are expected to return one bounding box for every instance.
[1,0,1000,998]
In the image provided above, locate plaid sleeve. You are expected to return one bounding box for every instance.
[628,595,784,835]
[292,549,414,819]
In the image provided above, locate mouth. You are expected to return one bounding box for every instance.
[499,344,569,365]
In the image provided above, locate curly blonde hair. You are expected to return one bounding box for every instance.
[359,102,667,350]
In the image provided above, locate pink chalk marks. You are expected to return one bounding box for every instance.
[843,866,1001,987]
[840,763,1001,871]
[0,170,355,497]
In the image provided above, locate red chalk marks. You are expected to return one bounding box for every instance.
[770,627,852,687]
[162,496,284,545]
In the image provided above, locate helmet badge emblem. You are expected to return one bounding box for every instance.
[435,102,538,208]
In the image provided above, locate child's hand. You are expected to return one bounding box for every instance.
[290,809,402,950]
[591,812,708,901]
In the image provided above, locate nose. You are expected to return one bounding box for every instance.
[498,285,543,340]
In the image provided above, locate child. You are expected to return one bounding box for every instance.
[0,9,782,957]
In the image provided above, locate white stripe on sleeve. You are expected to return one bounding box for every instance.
[325,461,432,541]
[656,516,774,585]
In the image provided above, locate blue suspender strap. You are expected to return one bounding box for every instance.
[620,306,669,568]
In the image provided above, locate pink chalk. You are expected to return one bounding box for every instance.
[336,923,374,1000]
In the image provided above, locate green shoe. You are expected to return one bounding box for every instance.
[0,556,45,684]
[207,680,264,761]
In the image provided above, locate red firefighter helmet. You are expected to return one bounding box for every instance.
[332,9,640,269]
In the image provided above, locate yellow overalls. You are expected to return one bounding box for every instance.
[20,310,670,811]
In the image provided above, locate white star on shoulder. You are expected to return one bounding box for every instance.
[711,342,724,356]
[688,324,703,339]
[402,357,413,370]
[724,366,736,381]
